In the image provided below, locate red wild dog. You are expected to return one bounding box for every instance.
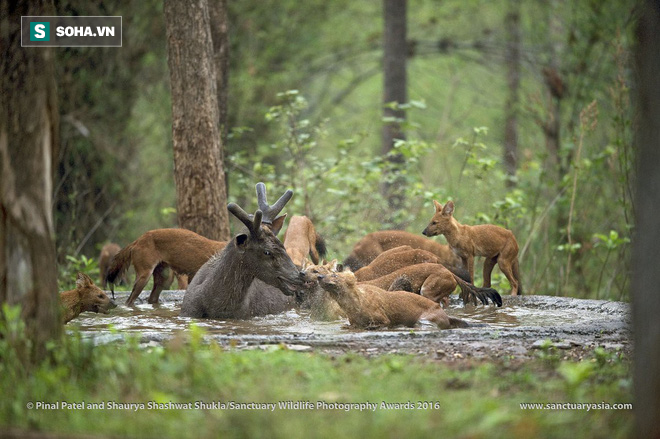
[282,215,327,268]
[99,243,127,289]
[107,183,291,306]
[423,200,522,295]
[60,272,117,324]
[354,245,469,281]
[299,259,345,321]
[315,269,468,329]
[343,230,466,275]
[359,262,502,307]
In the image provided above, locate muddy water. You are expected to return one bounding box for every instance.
[70,291,631,359]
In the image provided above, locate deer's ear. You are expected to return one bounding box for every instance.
[442,201,454,216]
[235,233,249,248]
[270,214,287,236]
[433,200,443,212]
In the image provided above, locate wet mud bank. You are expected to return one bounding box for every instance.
[72,291,631,360]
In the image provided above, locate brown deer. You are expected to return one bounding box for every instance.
[107,183,291,306]
[422,200,522,295]
[343,230,466,276]
[359,263,502,307]
[282,215,327,268]
[60,272,117,324]
[180,203,306,319]
[99,243,126,289]
[315,269,468,329]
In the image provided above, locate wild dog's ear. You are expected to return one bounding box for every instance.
[433,200,443,212]
[336,263,344,272]
[442,200,454,216]
[270,214,287,236]
[76,272,93,289]
[329,259,338,271]
[235,233,249,248]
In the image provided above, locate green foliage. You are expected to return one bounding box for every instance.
[0,310,632,438]
[58,255,99,291]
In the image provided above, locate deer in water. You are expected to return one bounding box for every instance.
[423,200,522,295]
[107,183,291,306]
[180,203,306,319]
[343,230,467,279]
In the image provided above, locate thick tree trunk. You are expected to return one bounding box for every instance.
[503,0,521,185]
[164,0,231,241]
[381,0,407,214]
[633,1,660,437]
[0,0,61,360]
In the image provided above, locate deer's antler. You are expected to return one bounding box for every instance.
[228,203,263,236]
[255,182,293,224]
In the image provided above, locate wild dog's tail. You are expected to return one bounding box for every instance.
[513,259,523,295]
[387,274,414,293]
[451,273,502,307]
[343,253,364,272]
[446,264,471,283]
[105,242,134,299]
[315,233,327,260]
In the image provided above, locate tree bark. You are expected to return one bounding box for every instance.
[0,0,61,360]
[209,0,229,146]
[164,0,231,241]
[633,1,660,437]
[503,0,521,185]
[381,0,407,214]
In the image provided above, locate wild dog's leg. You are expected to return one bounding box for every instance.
[419,273,456,308]
[126,270,153,306]
[148,263,168,304]
[466,255,475,285]
[497,258,519,295]
[482,256,498,288]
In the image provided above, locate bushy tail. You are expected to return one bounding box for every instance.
[343,253,364,272]
[446,264,471,283]
[315,233,327,260]
[105,242,134,297]
[452,274,502,307]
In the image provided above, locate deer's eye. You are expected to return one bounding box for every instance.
[98,294,104,299]
[264,250,272,256]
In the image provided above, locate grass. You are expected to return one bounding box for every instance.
[0,312,633,439]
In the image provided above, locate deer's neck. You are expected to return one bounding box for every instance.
[212,248,256,312]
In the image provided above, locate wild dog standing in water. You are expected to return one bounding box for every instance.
[423,200,522,295]
[60,272,117,324]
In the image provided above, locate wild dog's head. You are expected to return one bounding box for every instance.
[422,200,455,237]
[75,272,117,314]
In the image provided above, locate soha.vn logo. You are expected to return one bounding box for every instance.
[30,22,50,41]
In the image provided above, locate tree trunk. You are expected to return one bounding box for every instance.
[503,0,521,185]
[209,0,229,147]
[633,1,660,437]
[0,0,61,360]
[164,0,231,241]
[381,0,407,215]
